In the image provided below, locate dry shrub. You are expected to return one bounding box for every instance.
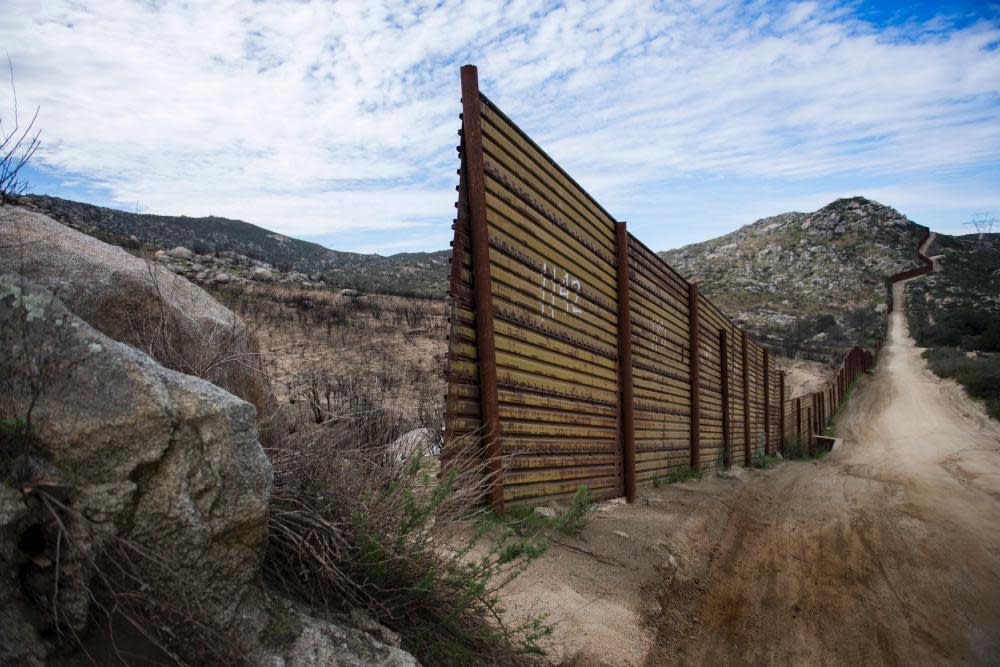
[127,258,284,446]
[264,416,553,666]
[13,477,245,667]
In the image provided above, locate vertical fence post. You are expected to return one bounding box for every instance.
[796,396,802,444]
[742,332,751,465]
[814,393,821,435]
[763,349,771,456]
[460,65,503,512]
[779,371,786,453]
[820,391,826,431]
[688,283,701,470]
[616,221,636,502]
[807,405,815,455]
[720,329,731,467]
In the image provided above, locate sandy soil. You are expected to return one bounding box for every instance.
[643,278,1000,666]
[509,275,1000,666]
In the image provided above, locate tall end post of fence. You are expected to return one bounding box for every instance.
[616,221,636,502]
[460,65,503,512]
[814,393,821,435]
[688,282,701,471]
[807,404,815,456]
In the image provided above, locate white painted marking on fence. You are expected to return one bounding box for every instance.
[540,262,583,319]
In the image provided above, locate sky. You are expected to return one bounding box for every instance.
[2,0,999,254]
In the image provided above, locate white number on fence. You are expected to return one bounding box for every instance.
[539,262,583,319]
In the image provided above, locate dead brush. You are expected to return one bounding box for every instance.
[126,256,284,445]
[15,482,245,667]
[264,414,553,666]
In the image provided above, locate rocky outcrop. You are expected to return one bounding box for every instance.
[0,273,272,661]
[0,275,418,665]
[658,197,927,356]
[0,206,276,442]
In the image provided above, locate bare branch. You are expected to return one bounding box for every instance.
[0,56,41,205]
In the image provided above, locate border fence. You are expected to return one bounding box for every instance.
[886,228,933,313]
[444,65,873,510]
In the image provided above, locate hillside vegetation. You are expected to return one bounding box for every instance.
[17,194,450,296]
[906,232,1000,419]
[660,197,927,358]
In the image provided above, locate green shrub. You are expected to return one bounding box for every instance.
[553,485,594,536]
[781,434,807,459]
[501,485,595,538]
[750,449,771,469]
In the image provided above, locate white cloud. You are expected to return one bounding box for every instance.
[0,1,998,251]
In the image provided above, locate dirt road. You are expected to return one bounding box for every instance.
[644,278,1000,666]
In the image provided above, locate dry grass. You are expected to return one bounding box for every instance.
[219,284,447,435]
[20,481,245,666]
[263,410,553,665]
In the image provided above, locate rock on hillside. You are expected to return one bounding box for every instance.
[659,197,927,356]
[17,194,450,297]
[0,205,276,442]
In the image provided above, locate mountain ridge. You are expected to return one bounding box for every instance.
[15,193,950,356]
[658,196,928,358]
[17,194,451,296]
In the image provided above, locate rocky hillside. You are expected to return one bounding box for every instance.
[906,232,1000,349]
[17,194,450,297]
[659,197,927,358]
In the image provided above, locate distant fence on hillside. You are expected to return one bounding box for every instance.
[444,65,873,509]
[886,228,933,313]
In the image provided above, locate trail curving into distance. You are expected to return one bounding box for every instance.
[644,263,1000,666]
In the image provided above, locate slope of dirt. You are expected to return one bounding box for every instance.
[643,277,1000,666]
[781,358,834,398]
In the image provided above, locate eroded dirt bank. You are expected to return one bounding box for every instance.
[643,279,1000,666]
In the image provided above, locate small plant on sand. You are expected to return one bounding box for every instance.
[781,434,807,459]
[750,449,772,469]
[502,485,595,537]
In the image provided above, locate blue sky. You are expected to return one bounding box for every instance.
[3,1,999,254]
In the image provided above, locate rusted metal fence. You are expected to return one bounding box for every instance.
[445,65,875,509]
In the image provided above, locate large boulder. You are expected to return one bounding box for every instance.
[1,273,418,667]
[0,206,277,443]
[250,266,274,282]
[0,273,273,660]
